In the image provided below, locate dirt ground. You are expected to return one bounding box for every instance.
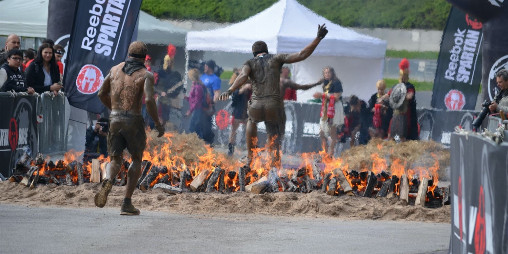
[0,181,450,223]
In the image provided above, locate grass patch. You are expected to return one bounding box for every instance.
[384,78,434,91]
[220,70,234,80]
[385,50,439,60]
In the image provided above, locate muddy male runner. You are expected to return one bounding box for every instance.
[95,41,165,215]
[219,24,328,168]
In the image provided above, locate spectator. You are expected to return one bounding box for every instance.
[0,49,34,94]
[156,54,183,129]
[313,66,345,156]
[141,54,155,129]
[42,38,54,47]
[0,34,21,66]
[281,67,297,100]
[187,68,214,145]
[200,60,221,102]
[23,48,35,71]
[280,66,321,101]
[228,68,251,156]
[348,95,371,146]
[83,117,109,162]
[25,43,62,95]
[53,44,65,77]
[488,69,508,114]
[368,80,392,138]
[387,59,418,141]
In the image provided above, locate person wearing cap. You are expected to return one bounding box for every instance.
[0,34,21,66]
[219,24,328,168]
[95,41,165,216]
[200,60,221,102]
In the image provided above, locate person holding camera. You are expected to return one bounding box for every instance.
[84,117,109,161]
[489,69,508,114]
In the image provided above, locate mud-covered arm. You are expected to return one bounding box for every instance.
[219,64,250,100]
[284,78,323,91]
[98,73,112,110]
[284,24,328,64]
[144,72,161,127]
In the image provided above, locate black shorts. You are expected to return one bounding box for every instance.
[107,114,146,160]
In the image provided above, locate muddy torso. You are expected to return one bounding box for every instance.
[109,62,147,114]
[246,54,288,102]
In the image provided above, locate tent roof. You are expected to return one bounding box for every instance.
[0,0,188,46]
[186,0,386,58]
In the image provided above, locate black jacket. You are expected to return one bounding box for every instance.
[25,60,60,94]
[1,63,28,92]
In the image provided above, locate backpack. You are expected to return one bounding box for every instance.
[201,85,215,116]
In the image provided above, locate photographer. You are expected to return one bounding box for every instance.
[489,69,508,114]
[84,117,109,162]
[473,69,508,130]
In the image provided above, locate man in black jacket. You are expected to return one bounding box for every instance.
[0,49,34,94]
[0,34,21,66]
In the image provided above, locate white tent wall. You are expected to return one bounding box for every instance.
[186,0,387,102]
[292,56,385,102]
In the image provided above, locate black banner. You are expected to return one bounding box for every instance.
[63,0,142,113]
[431,7,483,110]
[450,133,508,253]
[446,0,508,104]
[0,94,38,178]
[47,0,78,75]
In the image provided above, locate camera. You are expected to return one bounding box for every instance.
[472,100,491,130]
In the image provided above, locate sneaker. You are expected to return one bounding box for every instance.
[120,201,140,216]
[94,179,113,208]
[228,143,235,156]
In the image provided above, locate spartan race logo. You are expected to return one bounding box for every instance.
[487,55,508,101]
[76,64,104,94]
[444,89,466,110]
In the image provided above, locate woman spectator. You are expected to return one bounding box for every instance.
[186,68,214,145]
[368,80,392,138]
[227,68,251,156]
[25,43,62,95]
[0,49,34,94]
[313,66,344,156]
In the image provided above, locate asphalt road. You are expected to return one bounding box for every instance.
[0,204,450,254]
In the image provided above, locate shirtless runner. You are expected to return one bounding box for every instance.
[94,41,164,215]
[219,24,328,168]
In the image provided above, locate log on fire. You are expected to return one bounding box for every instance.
[363,171,377,198]
[140,166,167,191]
[238,166,250,192]
[377,179,391,198]
[206,167,222,193]
[268,168,279,193]
[136,160,152,187]
[334,169,353,194]
[218,168,226,193]
[179,169,191,191]
[399,174,409,202]
[90,159,101,183]
[245,176,269,194]
[321,173,332,193]
[153,183,182,195]
[190,169,210,192]
[415,177,429,207]
[326,177,337,196]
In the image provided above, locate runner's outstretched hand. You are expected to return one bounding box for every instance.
[317,24,328,39]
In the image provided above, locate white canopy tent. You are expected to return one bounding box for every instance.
[186,0,387,101]
[0,0,188,46]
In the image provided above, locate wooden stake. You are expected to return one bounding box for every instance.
[334,169,352,194]
[206,167,221,193]
[399,174,409,202]
[179,169,191,190]
[190,169,210,192]
[90,159,101,183]
[218,169,225,193]
[363,171,377,197]
[321,173,332,192]
[238,166,249,191]
[377,179,392,197]
[326,177,337,196]
[136,160,152,187]
[415,177,429,206]
[76,162,84,185]
[268,168,279,192]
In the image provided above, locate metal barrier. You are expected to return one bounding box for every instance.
[37,92,67,154]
